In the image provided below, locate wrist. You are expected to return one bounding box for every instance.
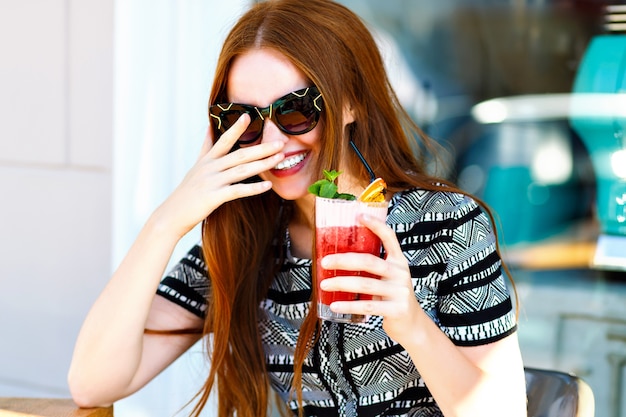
[402,307,435,349]
[145,206,190,242]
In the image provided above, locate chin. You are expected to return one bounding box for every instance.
[272,187,310,201]
[267,170,316,202]
[269,177,314,201]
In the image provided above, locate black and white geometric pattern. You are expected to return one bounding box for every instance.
[157,244,209,316]
[157,188,517,416]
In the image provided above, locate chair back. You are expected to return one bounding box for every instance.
[525,367,594,417]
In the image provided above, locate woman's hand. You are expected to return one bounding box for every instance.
[154,114,285,238]
[319,213,423,344]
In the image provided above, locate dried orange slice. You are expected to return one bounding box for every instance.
[358,178,387,202]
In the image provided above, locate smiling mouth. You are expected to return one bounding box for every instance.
[273,151,308,170]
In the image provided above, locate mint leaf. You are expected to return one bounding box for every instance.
[336,193,357,201]
[323,169,341,182]
[319,181,338,198]
[307,180,325,195]
[308,169,356,200]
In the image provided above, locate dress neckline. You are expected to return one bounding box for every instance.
[284,227,311,264]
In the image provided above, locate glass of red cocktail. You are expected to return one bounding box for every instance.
[314,196,388,323]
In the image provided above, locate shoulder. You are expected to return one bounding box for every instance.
[387,187,497,266]
[387,186,484,229]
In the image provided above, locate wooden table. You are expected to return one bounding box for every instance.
[0,398,113,417]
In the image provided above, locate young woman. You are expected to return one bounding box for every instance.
[68,1,527,416]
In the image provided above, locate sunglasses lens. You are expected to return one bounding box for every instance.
[276,95,319,134]
[220,110,243,132]
[211,106,262,145]
[238,117,263,144]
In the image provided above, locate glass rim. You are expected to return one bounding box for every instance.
[314,196,388,206]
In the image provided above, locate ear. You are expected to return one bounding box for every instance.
[342,103,355,125]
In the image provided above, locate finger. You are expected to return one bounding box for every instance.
[330,298,411,319]
[197,125,213,160]
[219,150,284,186]
[324,279,416,318]
[219,179,274,202]
[217,140,285,175]
[321,252,388,276]
[358,214,404,259]
[330,299,379,317]
[320,275,389,297]
[207,113,251,157]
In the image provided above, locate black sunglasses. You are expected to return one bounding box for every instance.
[209,86,323,146]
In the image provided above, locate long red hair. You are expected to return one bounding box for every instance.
[192,1,513,416]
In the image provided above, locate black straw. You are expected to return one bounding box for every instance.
[349,140,376,183]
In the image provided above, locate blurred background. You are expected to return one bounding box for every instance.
[1,0,625,416]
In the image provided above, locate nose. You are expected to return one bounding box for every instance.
[260,119,289,145]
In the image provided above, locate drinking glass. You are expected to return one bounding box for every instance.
[314,196,388,323]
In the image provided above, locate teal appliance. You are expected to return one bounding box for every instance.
[570,35,626,270]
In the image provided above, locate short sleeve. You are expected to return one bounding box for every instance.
[156,244,209,318]
[436,195,517,346]
[389,189,517,347]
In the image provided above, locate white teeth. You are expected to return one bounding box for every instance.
[274,152,306,170]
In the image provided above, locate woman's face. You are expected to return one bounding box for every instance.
[227,48,323,202]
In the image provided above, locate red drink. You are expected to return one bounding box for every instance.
[316,225,381,305]
[314,197,388,323]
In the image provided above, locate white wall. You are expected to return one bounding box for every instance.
[0,0,247,416]
[0,0,113,397]
[112,1,249,416]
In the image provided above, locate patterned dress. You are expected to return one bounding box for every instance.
[157,188,517,417]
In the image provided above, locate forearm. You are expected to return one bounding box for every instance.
[68,211,184,405]
[402,311,526,417]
